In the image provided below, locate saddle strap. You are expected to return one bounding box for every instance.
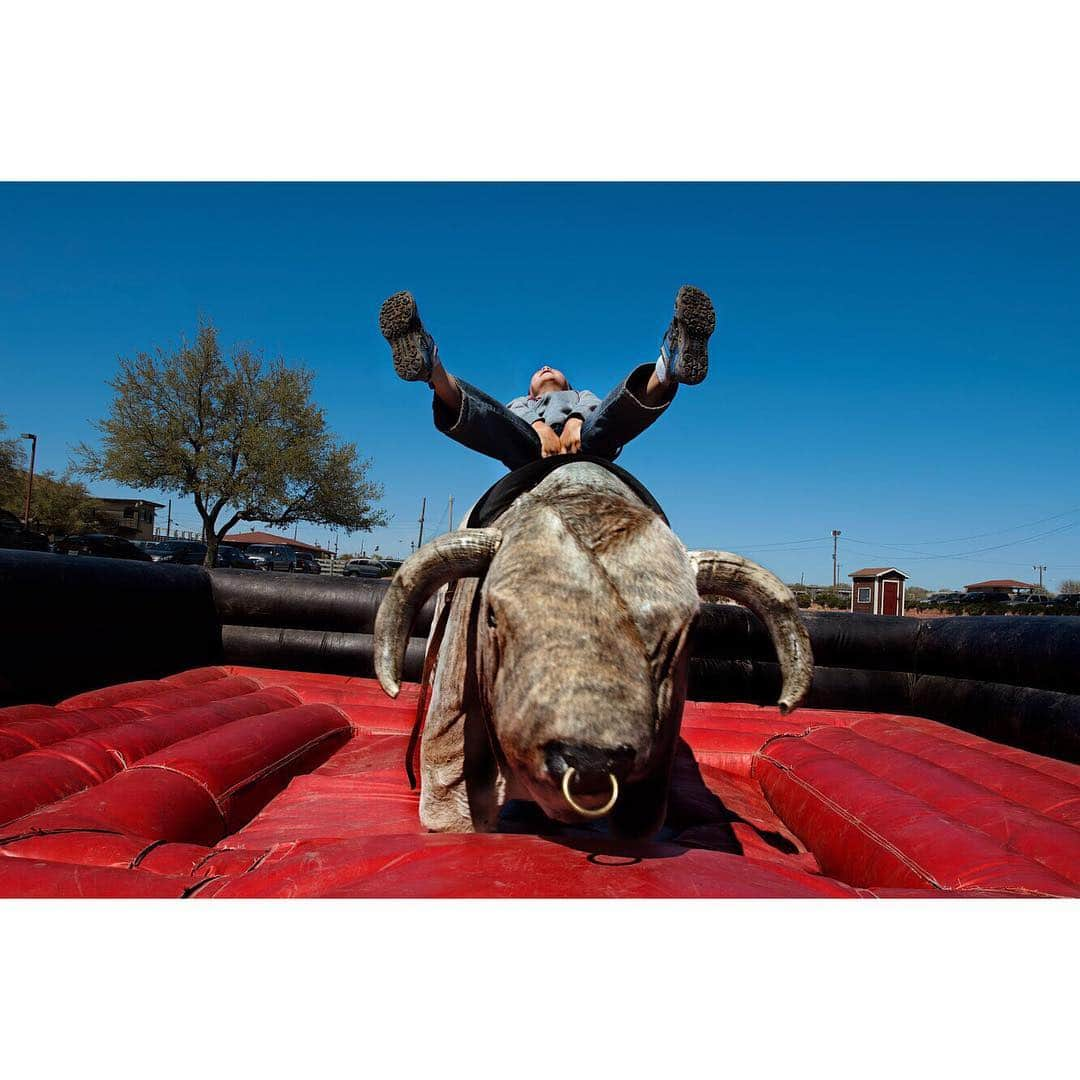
[405,581,458,789]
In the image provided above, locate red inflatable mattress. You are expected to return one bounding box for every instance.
[1,666,1077,898]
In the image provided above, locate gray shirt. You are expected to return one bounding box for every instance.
[506,388,603,433]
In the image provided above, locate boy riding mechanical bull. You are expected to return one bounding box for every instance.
[377,284,716,468]
[374,287,811,837]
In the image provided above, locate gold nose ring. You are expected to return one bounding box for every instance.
[561,767,619,817]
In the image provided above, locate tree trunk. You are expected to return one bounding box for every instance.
[204,531,220,569]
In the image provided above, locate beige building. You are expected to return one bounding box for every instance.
[87,497,164,540]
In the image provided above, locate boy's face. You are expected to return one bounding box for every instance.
[529,365,569,397]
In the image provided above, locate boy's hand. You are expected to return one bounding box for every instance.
[532,420,562,458]
[559,417,583,455]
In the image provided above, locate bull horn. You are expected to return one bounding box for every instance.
[374,528,502,698]
[688,550,813,714]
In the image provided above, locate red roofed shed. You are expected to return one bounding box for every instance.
[849,567,909,616]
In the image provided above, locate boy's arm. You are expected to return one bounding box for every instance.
[509,395,560,457]
[559,417,583,454]
[560,389,598,454]
[533,420,562,457]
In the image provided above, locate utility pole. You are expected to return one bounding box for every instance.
[20,433,37,528]
[165,499,172,540]
[448,494,454,533]
[1033,564,1047,593]
[832,529,841,589]
[417,497,427,549]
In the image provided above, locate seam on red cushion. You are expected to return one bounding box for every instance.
[750,726,837,780]
[31,747,115,784]
[0,732,43,756]
[850,716,1080,794]
[128,763,229,823]
[219,727,352,798]
[0,825,124,846]
[756,747,943,889]
[846,719,1080,827]
[808,726,1080,882]
[182,875,221,897]
[242,848,272,874]
[188,848,218,875]
[858,714,1080,789]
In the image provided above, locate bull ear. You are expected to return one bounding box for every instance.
[687,550,813,713]
[374,528,502,697]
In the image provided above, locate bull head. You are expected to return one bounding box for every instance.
[375,493,812,836]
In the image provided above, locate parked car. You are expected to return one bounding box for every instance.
[214,545,260,570]
[928,592,966,607]
[51,533,153,561]
[243,543,297,571]
[151,539,208,564]
[151,540,261,569]
[961,591,1009,606]
[293,550,322,574]
[343,557,388,578]
[1006,594,1052,609]
[0,509,50,551]
[379,558,404,574]
[922,591,957,607]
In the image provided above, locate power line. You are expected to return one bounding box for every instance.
[843,520,1079,560]
[724,504,1080,555]
[843,505,1080,547]
[734,534,833,548]
[727,535,834,550]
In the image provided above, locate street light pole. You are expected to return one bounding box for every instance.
[20,433,37,529]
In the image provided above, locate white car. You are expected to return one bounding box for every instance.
[343,557,388,578]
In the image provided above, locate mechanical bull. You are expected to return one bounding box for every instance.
[374,461,813,838]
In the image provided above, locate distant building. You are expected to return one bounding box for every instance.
[849,567,908,616]
[226,530,332,556]
[964,579,1037,597]
[87,497,165,541]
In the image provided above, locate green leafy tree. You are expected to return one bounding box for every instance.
[26,470,95,537]
[76,322,388,567]
[0,417,25,505]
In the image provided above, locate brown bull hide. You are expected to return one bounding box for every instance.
[375,462,811,837]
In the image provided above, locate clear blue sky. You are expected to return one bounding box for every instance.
[2,182,1078,589]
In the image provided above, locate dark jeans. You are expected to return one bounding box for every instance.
[432,363,674,471]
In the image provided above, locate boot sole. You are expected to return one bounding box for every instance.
[379,291,432,382]
[672,284,715,385]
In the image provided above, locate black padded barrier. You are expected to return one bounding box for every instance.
[3,549,1079,763]
[0,550,221,706]
[221,625,427,682]
[689,608,1080,763]
[209,570,436,637]
[0,552,429,706]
